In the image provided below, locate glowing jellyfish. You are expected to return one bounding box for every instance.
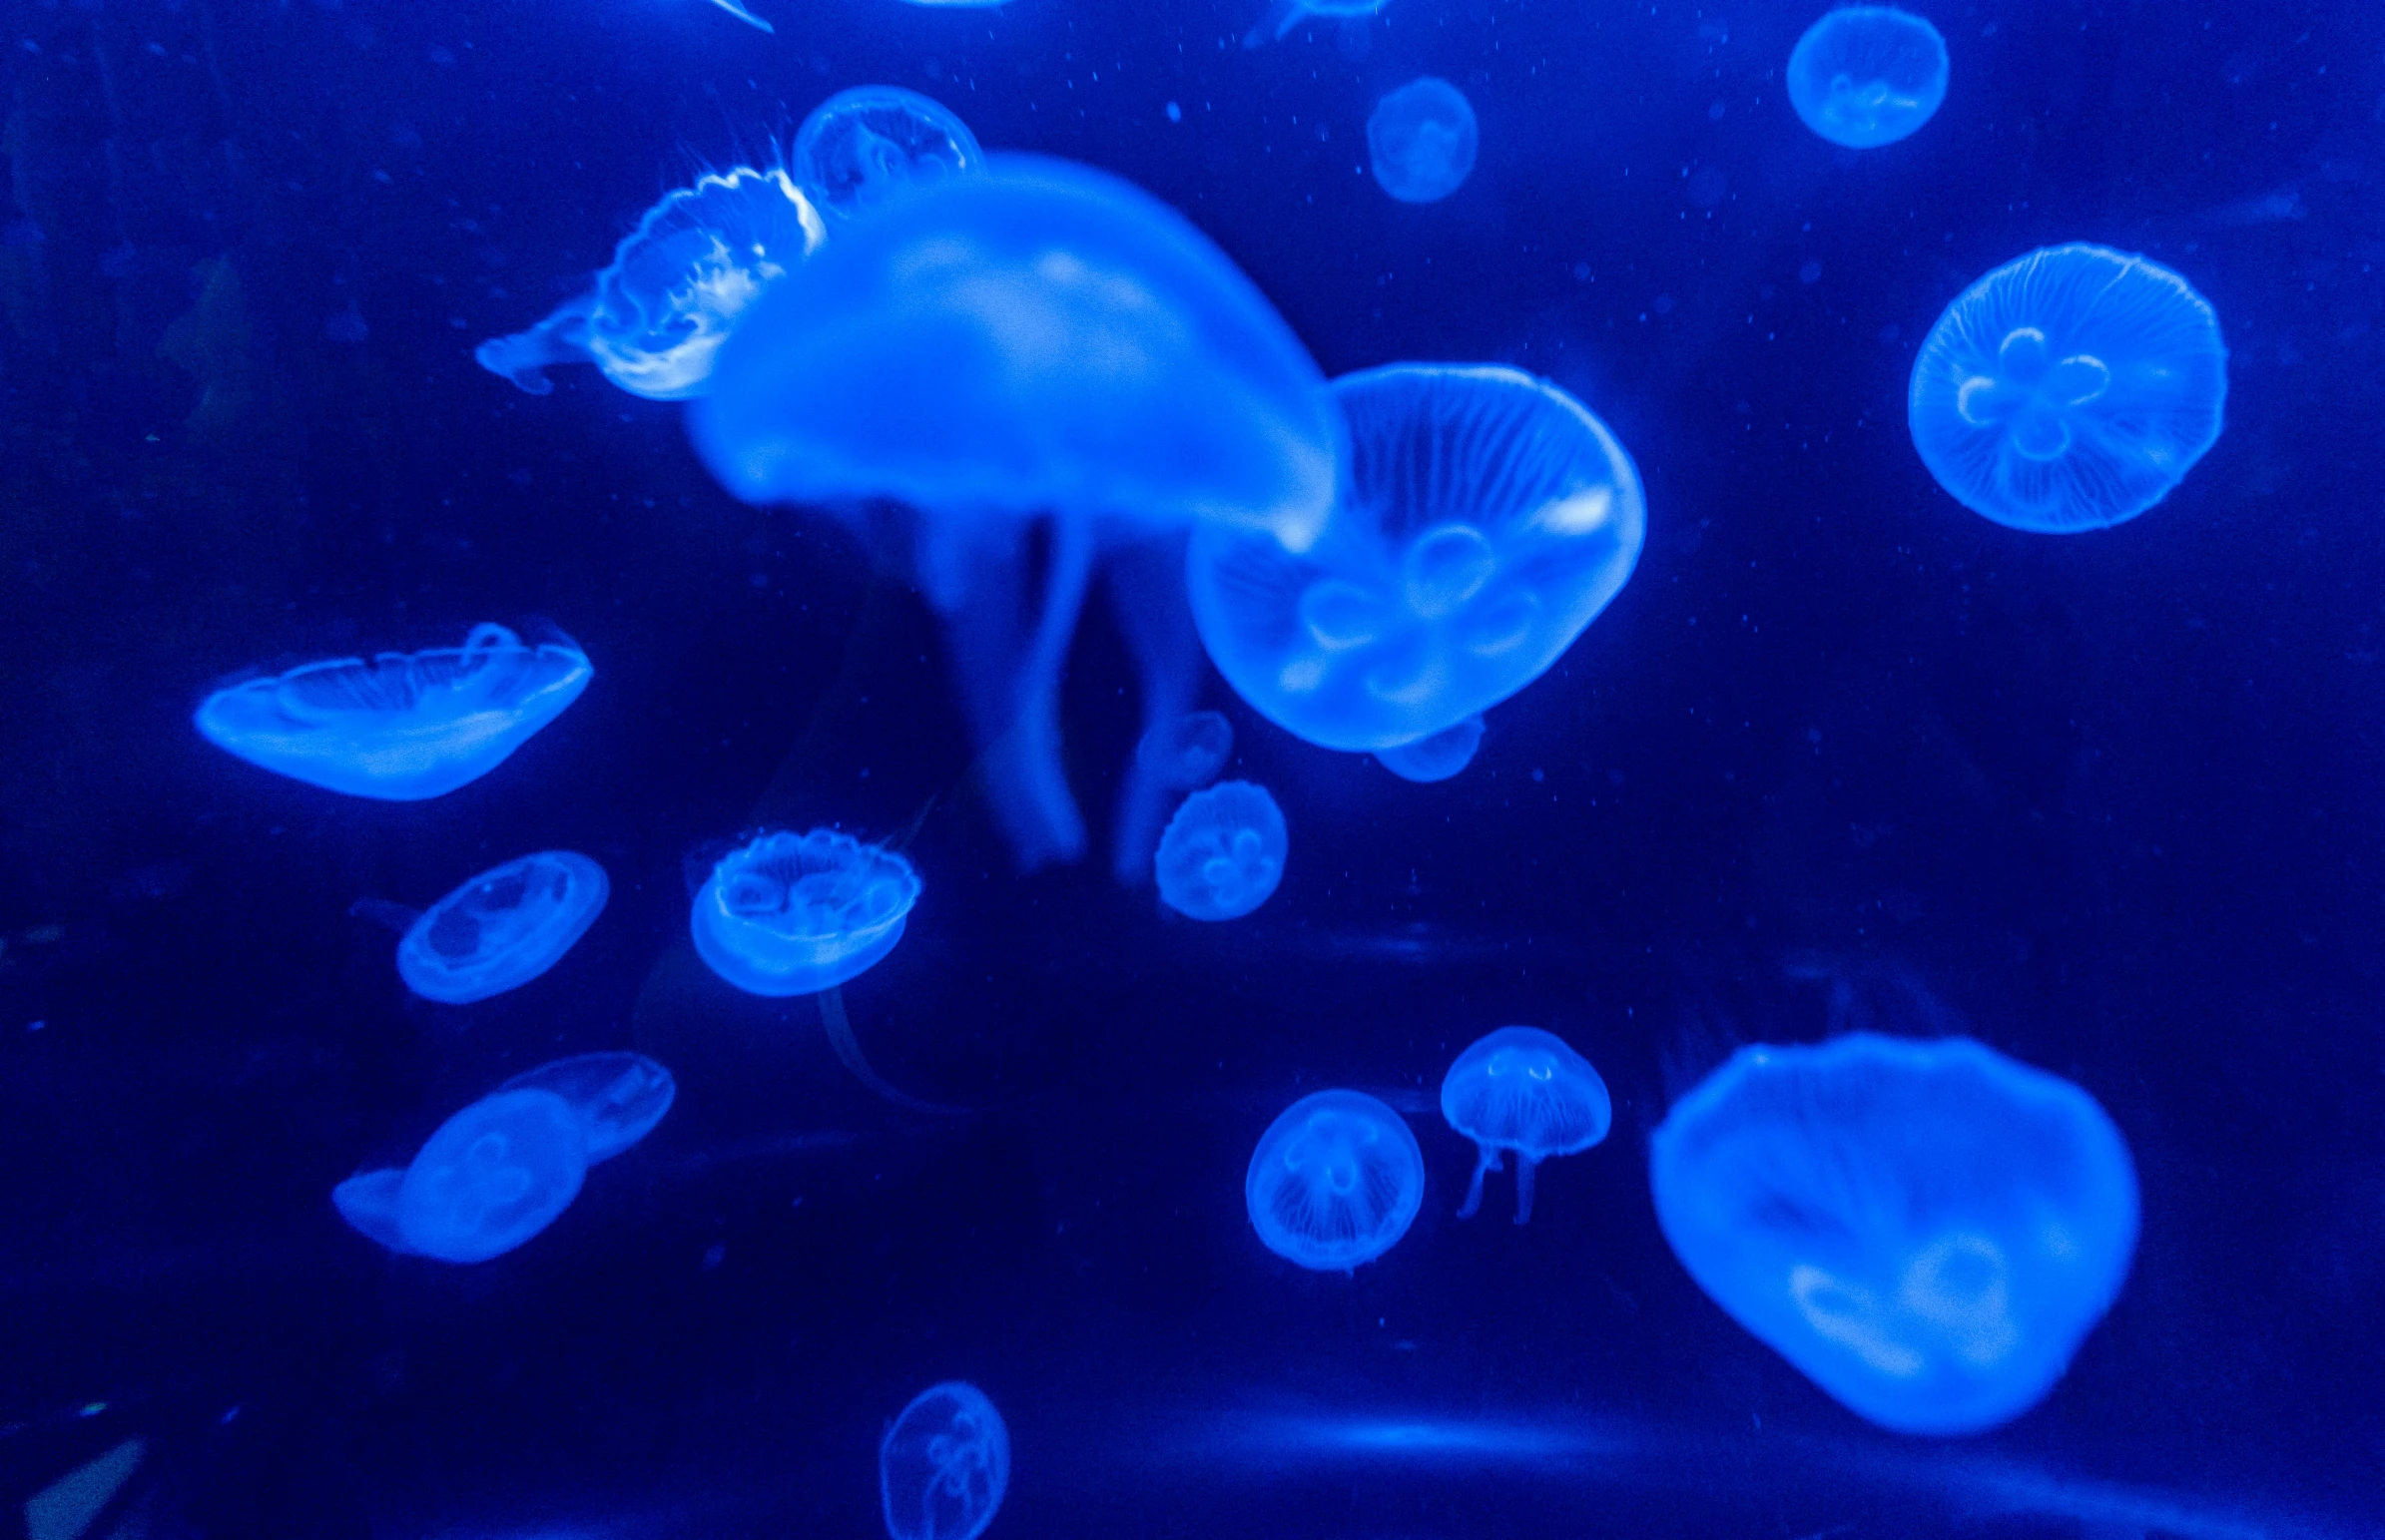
[496,1052,676,1164]
[1376,714,1483,782]
[1136,711,1235,792]
[1244,0,1390,47]
[332,1088,589,1265]
[1154,780,1287,921]
[195,624,591,800]
[395,851,608,1005]
[1246,1089,1425,1271]
[880,1381,1011,1540]
[1190,363,1644,753]
[1648,1033,2140,1435]
[1786,7,1950,149]
[1116,709,1236,888]
[704,0,775,31]
[1367,78,1480,205]
[794,87,983,225]
[477,166,825,400]
[691,828,921,996]
[1439,1026,1610,1223]
[1909,244,2227,533]
[691,156,1341,871]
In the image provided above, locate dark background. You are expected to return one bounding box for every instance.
[2,0,2381,1533]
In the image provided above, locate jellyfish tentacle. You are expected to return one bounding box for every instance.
[1456,1142,1500,1220]
[819,988,968,1117]
[978,515,1097,870]
[1103,533,1202,886]
[1513,1153,1539,1225]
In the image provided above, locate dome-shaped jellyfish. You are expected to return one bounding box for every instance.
[1137,711,1235,791]
[496,1051,676,1164]
[1648,1033,2140,1435]
[1115,709,1237,888]
[690,156,1342,872]
[1246,1089,1426,1271]
[880,1381,1011,1540]
[1244,0,1390,47]
[1786,7,1950,149]
[477,166,825,401]
[1375,714,1483,782]
[794,87,983,225]
[1367,78,1480,205]
[691,828,921,996]
[1190,363,1644,753]
[1909,244,2227,532]
[195,624,592,800]
[395,850,608,1005]
[332,1088,589,1264]
[1154,780,1287,921]
[1439,1026,1610,1223]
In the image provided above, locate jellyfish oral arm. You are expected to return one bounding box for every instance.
[1456,1142,1502,1221]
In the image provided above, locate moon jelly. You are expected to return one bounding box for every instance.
[195,624,591,800]
[477,166,825,400]
[1136,711,1235,792]
[691,156,1341,869]
[329,1088,595,1265]
[495,1052,676,1164]
[1440,1026,1610,1223]
[691,828,921,996]
[1190,364,1644,753]
[1154,780,1287,921]
[395,851,608,1005]
[1247,1089,1426,1271]
[1910,244,2227,533]
[794,87,983,225]
[1786,7,1950,149]
[1246,0,1390,47]
[1367,78,1480,205]
[880,1381,1011,1540]
[1648,1033,2140,1435]
[1375,714,1484,782]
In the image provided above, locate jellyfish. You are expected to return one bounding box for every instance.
[1647,1033,2140,1435]
[881,1381,1010,1540]
[1136,711,1234,791]
[1114,709,1235,887]
[1246,1089,1426,1271]
[332,1088,590,1265]
[1786,7,1950,149]
[793,87,983,226]
[495,1051,676,1164]
[1244,0,1390,48]
[689,156,1342,871]
[703,0,775,31]
[1439,1026,1610,1223]
[1375,714,1483,782]
[1366,78,1480,205]
[195,624,592,800]
[394,850,608,1005]
[477,166,825,400]
[1189,363,1644,753]
[1154,780,1287,921]
[691,828,920,996]
[1909,244,2227,532]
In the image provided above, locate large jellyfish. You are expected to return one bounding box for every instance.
[1367,78,1480,205]
[881,1381,1011,1540]
[1647,1033,2140,1435]
[394,850,608,1004]
[1244,0,1390,47]
[1189,363,1643,754]
[689,156,1343,871]
[1375,714,1483,782]
[476,166,825,400]
[1440,1026,1611,1224]
[1246,1089,1425,1271]
[1154,780,1287,921]
[691,828,920,997]
[1909,244,2227,533]
[195,624,591,800]
[1786,7,1950,149]
[794,87,983,226]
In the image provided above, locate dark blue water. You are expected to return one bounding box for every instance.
[2,0,2380,1534]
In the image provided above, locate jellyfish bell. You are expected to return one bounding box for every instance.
[195,624,592,800]
[1191,363,1644,754]
[1375,714,1484,782]
[395,850,609,1005]
[1154,780,1288,921]
[496,1051,676,1164]
[794,86,983,225]
[881,1382,1011,1540]
[1245,0,1390,47]
[691,827,921,997]
[393,1088,590,1265]
[1786,6,1950,150]
[1135,710,1236,791]
[1245,1088,1426,1271]
[1367,78,1481,205]
[1439,1025,1611,1224]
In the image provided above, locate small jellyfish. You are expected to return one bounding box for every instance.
[195,624,592,800]
[1367,78,1480,204]
[1136,711,1235,792]
[1114,707,1235,889]
[1190,363,1644,753]
[691,828,921,996]
[1648,1033,2140,1435]
[477,166,825,400]
[398,1088,588,1264]
[880,1381,1011,1540]
[496,1052,676,1164]
[1154,780,1287,921]
[1375,714,1484,783]
[1439,1026,1611,1223]
[1786,7,1950,149]
[1246,1089,1426,1271]
[794,87,983,225]
[395,850,608,1005]
[1909,244,2227,532]
[1245,0,1390,48]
